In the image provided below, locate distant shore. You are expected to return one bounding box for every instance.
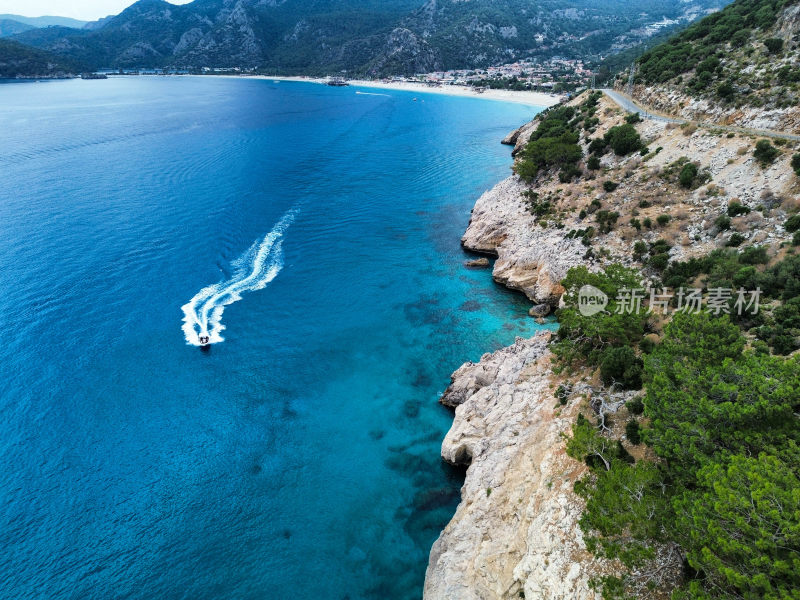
[233,75,562,107]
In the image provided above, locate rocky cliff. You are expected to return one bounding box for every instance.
[461,176,583,306]
[424,334,614,599]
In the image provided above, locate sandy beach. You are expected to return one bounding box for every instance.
[247,75,562,107]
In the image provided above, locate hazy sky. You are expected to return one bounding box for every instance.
[0,0,192,21]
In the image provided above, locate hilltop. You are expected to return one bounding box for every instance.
[0,14,88,29]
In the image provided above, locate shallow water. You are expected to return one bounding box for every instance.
[0,76,553,599]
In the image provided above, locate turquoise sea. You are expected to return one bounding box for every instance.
[0,77,552,599]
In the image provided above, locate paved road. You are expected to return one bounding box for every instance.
[601,88,684,124]
[600,88,800,142]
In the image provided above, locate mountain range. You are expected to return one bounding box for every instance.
[8,0,730,75]
[0,14,88,30]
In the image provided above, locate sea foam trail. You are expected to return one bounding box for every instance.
[181,210,296,346]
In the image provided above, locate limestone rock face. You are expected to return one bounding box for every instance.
[528,303,550,317]
[425,333,611,599]
[499,120,539,154]
[462,176,583,305]
[464,257,490,268]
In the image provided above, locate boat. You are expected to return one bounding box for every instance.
[198,334,211,347]
[326,77,349,87]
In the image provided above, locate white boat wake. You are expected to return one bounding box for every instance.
[355,91,391,97]
[181,210,296,346]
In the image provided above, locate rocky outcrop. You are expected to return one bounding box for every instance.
[367,27,441,75]
[462,176,584,305]
[501,119,539,156]
[425,333,613,599]
[464,257,490,268]
[528,303,550,317]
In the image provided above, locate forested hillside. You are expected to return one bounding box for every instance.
[631,0,799,111]
[9,0,729,74]
[0,38,81,78]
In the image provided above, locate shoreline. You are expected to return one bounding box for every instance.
[423,89,799,599]
[223,75,562,108]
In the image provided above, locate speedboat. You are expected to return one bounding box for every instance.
[198,335,211,347]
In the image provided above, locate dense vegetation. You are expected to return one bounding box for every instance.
[0,38,81,78]
[630,0,800,110]
[662,249,800,354]
[515,104,584,182]
[557,250,800,599]
[636,0,794,84]
[0,18,34,38]
[515,91,646,185]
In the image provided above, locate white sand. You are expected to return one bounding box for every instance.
[246,75,562,108]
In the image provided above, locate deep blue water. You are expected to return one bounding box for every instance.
[0,77,552,600]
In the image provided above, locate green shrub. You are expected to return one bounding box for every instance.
[555,384,570,405]
[559,164,582,183]
[633,240,648,260]
[753,139,778,165]
[727,233,745,247]
[516,105,583,181]
[730,29,750,47]
[625,420,642,445]
[639,337,655,354]
[625,112,642,124]
[596,210,620,234]
[603,180,618,192]
[715,214,732,231]
[784,214,800,233]
[727,201,751,217]
[649,253,670,270]
[679,163,698,188]
[600,346,643,389]
[625,397,644,415]
[553,265,647,366]
[792,153,800,176]
[764,37,783,53]
[587,155,601,170]
[717,80,735,101]
[649,239,672,256]
[739,245,769,265]
[643,217,652,229]
[794,231,800,246]
[604,124,643,156]
[630,218,641,231]
[588,138,607,155]
[656,214,671,226]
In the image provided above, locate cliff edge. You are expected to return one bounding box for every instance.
[424,334,612,599]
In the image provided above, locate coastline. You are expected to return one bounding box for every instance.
[235,75,562,108]
[423,90,799,599]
